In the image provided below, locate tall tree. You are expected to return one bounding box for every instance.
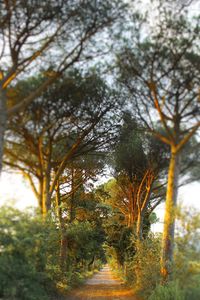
[107,113,169,239]
[55,156,105,270]
[0,0,124,172]
[117,3,200,281]
[5,71,119,215]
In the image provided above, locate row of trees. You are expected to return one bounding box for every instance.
[0,0,124,170]
[116,3,200,279]
[1,0,200,297]
[5,71,118,215]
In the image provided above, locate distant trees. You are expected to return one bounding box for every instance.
[0,0,124,172]
[117,4,200,280]
[56,155,106,269]
[5,71,119,215]
[105,113,169,240]
[96,114,168,278]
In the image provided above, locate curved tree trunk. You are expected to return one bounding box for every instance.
[161,148,180,282]
[41,164,51,216]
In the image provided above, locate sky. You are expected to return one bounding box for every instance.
[0,172,37,210]
[152,182,200,232]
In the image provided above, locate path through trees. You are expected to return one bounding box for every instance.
[66,266,137,300]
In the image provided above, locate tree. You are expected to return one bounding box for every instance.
[55,152,106,269]
[0,0,124,172]
[107,113,168,240]
[56,152,105,222]
[5,71,119,215]
[117,3,200,281]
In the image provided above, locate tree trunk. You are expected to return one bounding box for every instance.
[70,167,75,223]
[60,217,68,271]
[55,180,68,271]
[55,177,61,220]
[41,163,52,216]
[60,230,68,271]
[41,180,51,216]
[38,178,44,213]
[135,212,144,286]
[161,148,180,282]
[0,87,7,173]
[136,211,143,241]
[134,237,143,288]
[88,255,95,271]
[127,213,131,227]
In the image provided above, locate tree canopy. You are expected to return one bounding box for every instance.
[0,0,200,298]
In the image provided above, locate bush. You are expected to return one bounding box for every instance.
[149,279,200,300]
[185,286,200,300]
[0,206,106,299]
[131,234,161,296]
[149,281,184,300]
[106,233,161,297]
[149,206,200,300]
[0,207,54,299]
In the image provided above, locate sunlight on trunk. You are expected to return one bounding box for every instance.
[161,148,180,281]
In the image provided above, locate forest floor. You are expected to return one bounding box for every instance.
[64,265,138,300]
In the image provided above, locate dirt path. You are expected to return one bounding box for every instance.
[65,265,137,300]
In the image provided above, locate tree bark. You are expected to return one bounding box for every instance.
[70,167,75,223]
[40,156,52,216]
[161,147,180,282]
[55,177,61,220]
[60,218,68,270]
[42,176,51,216]
[38,178,44,213]
[55,179,68,270]
[88,255,95,271]
[0,86,7,173]
[60,229,68,271]
[136,212,143,241]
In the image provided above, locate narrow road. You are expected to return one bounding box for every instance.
[65,266,137,300]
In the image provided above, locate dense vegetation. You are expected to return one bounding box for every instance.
[0,0,200,299]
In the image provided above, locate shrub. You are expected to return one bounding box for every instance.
[149,281,185,300]
[0,207,53,299]
[0,206,106,299]
[131,234,161,297]
[149,279,200,300]
[149,206,200,300]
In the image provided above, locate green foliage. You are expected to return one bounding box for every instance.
[1,2,200,300]
[130,235,161,294]
[184,277,200,300]
[66,221,106,268]
[105,223,134,267]
[112,112,168,180]
[149,278,200,300]
[176,206,200,258]
[0,206,106,299]
[146,206,200,299]
[107,233,160,296]
[0,207,53,299]
[149,281,185,300]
